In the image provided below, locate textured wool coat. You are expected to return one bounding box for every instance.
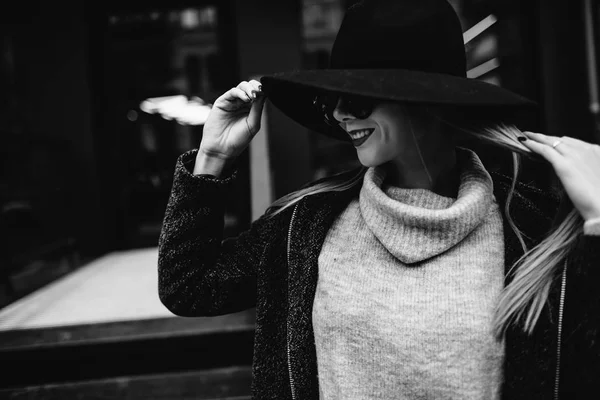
[158,150,600,400]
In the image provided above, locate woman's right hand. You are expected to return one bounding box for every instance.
[195,80,266,176]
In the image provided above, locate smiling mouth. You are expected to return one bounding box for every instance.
[348,128,375,147]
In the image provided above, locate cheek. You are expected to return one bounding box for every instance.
[374,126,387,144]
[365,132,396,163]
[376,126,399,152]
[381,123,411,149]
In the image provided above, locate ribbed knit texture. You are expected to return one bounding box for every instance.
[313,148,505,399]
[583,217,600,236]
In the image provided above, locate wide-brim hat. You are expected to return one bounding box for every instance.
[260,0,537,142]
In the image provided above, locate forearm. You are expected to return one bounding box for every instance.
[158,150,259,316]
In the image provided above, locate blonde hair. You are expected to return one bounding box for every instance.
[453,122,581,336]
[494,206,582,336]
[266,165,367,216]
[266,115,581,336]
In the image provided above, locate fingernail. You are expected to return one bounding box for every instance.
[258,84,262,91]
[517,136,527,142]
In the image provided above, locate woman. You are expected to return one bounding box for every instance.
[158,0,600,399]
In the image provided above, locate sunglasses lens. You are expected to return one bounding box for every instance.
[344,96,374,119]
[313,94,374,124]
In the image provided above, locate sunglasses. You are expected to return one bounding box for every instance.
[312,93,376,126]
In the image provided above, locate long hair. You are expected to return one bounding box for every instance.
[266,165,367,217]
[494,198,582,336]
[265,108,581,336]
[448,120,582,336]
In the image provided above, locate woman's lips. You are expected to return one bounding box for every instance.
[348,128,375,147]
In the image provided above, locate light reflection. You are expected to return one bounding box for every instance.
[181,9,200,29]
[139,95,212,125]
[463,14,497,45]
[467,57,500,79]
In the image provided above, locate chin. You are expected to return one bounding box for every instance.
[357,151,385,168]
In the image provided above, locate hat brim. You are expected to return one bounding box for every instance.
[260,69,537,142]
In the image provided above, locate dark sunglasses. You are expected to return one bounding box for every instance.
[312,93,376,126]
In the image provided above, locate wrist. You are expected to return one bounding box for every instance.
[193,150,234,177]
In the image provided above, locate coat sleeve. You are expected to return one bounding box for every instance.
[158,150,274,317]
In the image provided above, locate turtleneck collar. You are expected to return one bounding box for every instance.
[359,147,495,264]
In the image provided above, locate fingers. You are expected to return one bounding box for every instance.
[522,130,600,162]
[215,88,251,110]
[239,80,262,98]
[557,135,597,149]
[246,94,267,135]
[522,131,588,153]
[233,80,265,135]
[217,80,264,107]
[520,132,564,166]
[523,130,572,155]
[521,131,561,145]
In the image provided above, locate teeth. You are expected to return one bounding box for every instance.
[349,129,372,140]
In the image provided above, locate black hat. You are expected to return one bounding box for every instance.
[260,0,536,142]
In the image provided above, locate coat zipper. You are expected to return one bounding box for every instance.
[286,203,299,400]
[554,261,568,400]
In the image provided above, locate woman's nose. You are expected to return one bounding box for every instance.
[332,99,355,122]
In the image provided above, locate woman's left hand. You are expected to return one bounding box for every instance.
[521,131,600,221]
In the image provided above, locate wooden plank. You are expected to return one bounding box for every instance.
[0,366,252,400]
[0,311,255,350]
[1,318,255,389]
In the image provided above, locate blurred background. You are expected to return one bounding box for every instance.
[0,0,598,398]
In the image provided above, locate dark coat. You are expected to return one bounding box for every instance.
[158,150,600,400]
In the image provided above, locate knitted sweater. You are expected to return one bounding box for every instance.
[313,150,504,399]
[158,149,600,400]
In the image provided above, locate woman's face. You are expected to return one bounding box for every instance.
[333,101,416,167]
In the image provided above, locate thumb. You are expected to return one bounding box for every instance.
[246,94,267,135]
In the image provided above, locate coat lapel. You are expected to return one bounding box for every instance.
[286,187,357,399]
[490,172,560,399]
